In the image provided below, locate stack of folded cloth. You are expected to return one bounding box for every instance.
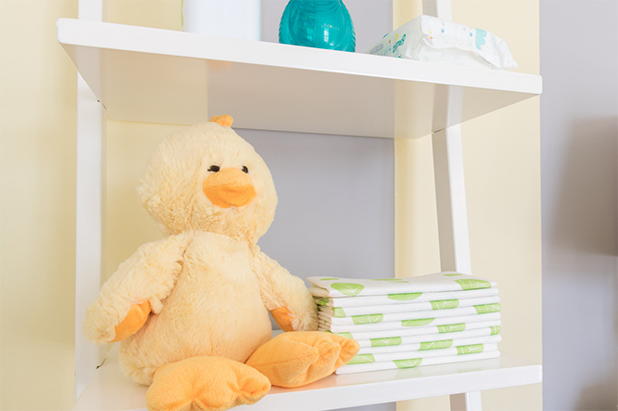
[307,272,502,374]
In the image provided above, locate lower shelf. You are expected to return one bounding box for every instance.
[72,344,541,411]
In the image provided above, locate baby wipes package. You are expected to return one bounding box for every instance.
[368,15,517,71]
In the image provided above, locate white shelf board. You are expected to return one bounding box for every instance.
[72,344,541,411]
[57,18,542,138]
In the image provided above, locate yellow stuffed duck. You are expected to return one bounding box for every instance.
[83,115,359,411]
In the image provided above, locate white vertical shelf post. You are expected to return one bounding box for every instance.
[432,124,472,275]
[450,391,483,411]
[422,0,453,21]
[423,0,478,410]
[75,0,106,400]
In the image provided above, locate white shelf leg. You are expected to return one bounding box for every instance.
[423,0,472,275]
[432,125,472,274]
[75,75,106,400]
[78,0,105,21]
[422,0,453,21]
[75,0,106,401]
[450,392,483,411]
[421,0,478,407]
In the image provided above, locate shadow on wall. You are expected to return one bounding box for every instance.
[542,116,618,411]
[567,266,618,411]
[577,378,618,411]
[545,117,618,260]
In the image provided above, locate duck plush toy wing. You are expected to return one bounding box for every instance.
[82,115,359,411]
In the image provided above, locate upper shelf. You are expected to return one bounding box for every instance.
[72,344,541,411]
[57,18,542,138]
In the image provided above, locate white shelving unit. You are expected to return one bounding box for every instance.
[56,18,540,139]
[59,2,542,409]
[73,344,541,411]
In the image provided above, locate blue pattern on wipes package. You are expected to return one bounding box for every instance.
[475,28,487,50]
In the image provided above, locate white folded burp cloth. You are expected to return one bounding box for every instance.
[319,303,501,325]
[311,287,499,306]
[350,342,499,365]
[319,312,501,333]
[308,272,497,298]
[338,324,502,348]
[336,350,501,375]
[356,334,501,354]
[366,15,518,71]
[319,299,501,319]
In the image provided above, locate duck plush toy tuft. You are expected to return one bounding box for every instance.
[83,115,359,411]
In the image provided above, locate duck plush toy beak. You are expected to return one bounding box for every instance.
[201,115,257,209]
[202,168,256,208]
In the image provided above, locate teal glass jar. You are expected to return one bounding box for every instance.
[279,0,356,52]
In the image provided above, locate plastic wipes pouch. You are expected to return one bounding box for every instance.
[367,15,517,71]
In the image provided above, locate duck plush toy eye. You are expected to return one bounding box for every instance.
[82,115,359,411]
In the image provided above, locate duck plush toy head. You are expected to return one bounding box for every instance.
[83,115,359,411]
[137,114,277,245]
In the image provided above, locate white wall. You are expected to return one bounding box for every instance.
[541,1,618,410]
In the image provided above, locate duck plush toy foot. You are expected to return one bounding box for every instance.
[82,115,359,411]
[247,331,359,388]
[146,357,271,411]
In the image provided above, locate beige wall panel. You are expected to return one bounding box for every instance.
[0,1,78,410]
[106,0,182,30]
[105,121,182,282]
